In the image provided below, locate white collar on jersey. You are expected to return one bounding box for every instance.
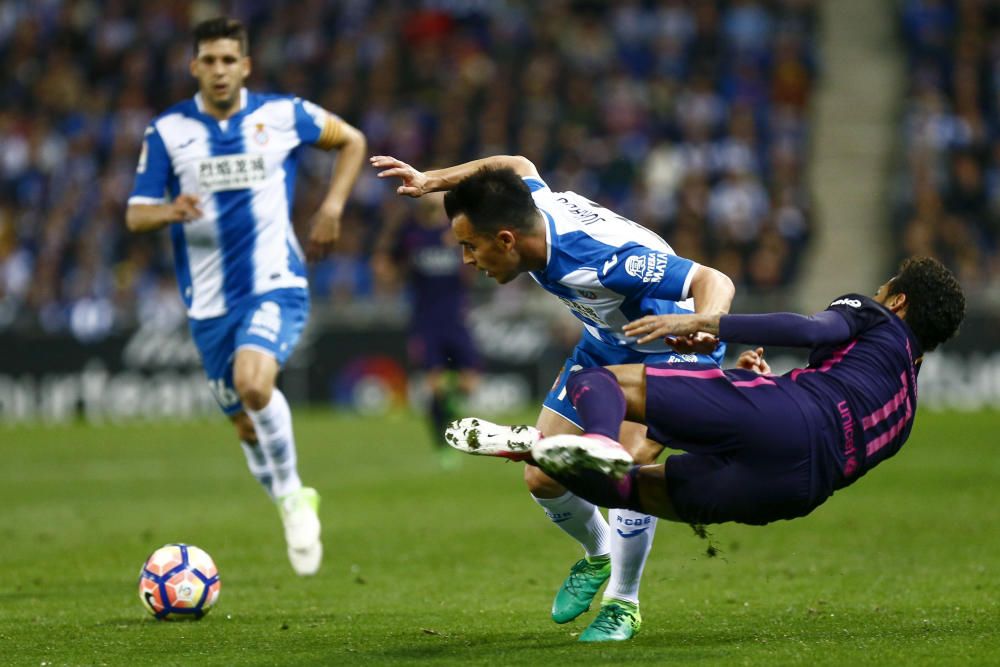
[540,208,553,271]
[194,88,249,115]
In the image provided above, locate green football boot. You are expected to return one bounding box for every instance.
[551,555,611,623]
[578,598,641,642]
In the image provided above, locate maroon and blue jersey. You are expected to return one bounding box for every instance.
[718,293,924,489]
[392,220,468,332]
[630,294,926,526]
[787,294,922,487]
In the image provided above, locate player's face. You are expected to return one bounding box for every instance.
[190,38,250,114]
[451,214,520,284]
[874,276,908,315]
[873,277,896,304]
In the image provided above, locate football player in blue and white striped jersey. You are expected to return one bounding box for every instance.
[127,17,366,577]
[372,154,734,641]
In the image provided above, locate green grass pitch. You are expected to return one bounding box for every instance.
[1,408,997,666]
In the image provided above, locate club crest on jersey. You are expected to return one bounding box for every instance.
[254,123,269,145]
[624,252,669,283]
[625,255,646,277]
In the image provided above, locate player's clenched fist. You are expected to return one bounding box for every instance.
[170,193,203,222]
[736,347,771,375]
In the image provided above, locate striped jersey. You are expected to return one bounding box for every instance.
[788,294,923,487]
[525,176,724,364]
[129,89,345,319]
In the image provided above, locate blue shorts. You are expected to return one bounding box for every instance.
[642,362,836,526]
[543,336,720,428]
[189,289,310,416]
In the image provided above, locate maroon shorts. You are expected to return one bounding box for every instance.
[643,363,837,526]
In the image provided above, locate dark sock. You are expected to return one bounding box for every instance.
[429,394,448,445]
[565,367,626,439]
[546,464,644,512]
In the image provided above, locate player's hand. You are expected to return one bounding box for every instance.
[736,347,771,375]
[306,202,342,262]
[370,155,429,197]
[169,194,202,222]
[665,331,720,355]
[624,313,703,345]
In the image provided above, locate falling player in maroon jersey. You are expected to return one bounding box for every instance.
[529,257,965,527]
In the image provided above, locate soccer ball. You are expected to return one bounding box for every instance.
[138,544,221,620]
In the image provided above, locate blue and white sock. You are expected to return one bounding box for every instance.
[246,389,303,499]
[533,491,611,559]
[240,441,274,499]
[606,508,657,604]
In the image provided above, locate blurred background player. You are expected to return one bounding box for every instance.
[372,153,734,641]
[125,17,366,575]
[372,196,482,467]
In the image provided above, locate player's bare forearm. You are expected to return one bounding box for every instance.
[306,124,366,261]
[371,154,539,197]
[423,155,539,191]
[688,265,735,316]
[320,124,367,215]
[632,265,731,350]
[125,205,174,232]
[125,195,202,233]
[624,312,720,344]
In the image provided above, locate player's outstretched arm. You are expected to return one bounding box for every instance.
[626,310,854,348]
[125,194,203,233]
[627,264,734,350]
[371,154,540,197]
[688,265,735,317]
[671,264,734,352]
[624,312,721,345]
[307,121,367,261]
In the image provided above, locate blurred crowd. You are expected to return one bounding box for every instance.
[0,0,818,340]
[895,0,1000,291]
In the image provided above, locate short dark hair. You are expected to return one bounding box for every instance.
[193,17,248,55]
[888,256,965,352]
[443,167,538,235]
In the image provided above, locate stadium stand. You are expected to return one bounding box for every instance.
[0,1,818,340]
[894,0,1000,292]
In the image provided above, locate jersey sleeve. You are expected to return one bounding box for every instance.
[295,98,346,150]
[719,310,853,347]
[598,245,697,302]
[522,176,549,193]
[718,294,888,347]
[128,124,171,205]
[824,293,889,337]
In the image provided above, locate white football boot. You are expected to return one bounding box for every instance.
[444,417,540,461]
[278,487,322,576]
[532,434,634,479]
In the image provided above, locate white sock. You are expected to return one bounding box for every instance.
[532,491,611,559]
[246,389,303,499]
[240,441,274,499]
[605,509,657,604]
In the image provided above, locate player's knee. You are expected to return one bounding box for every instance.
[630,439,663,464]
[233,375,272,411]
[524,464,566,497]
